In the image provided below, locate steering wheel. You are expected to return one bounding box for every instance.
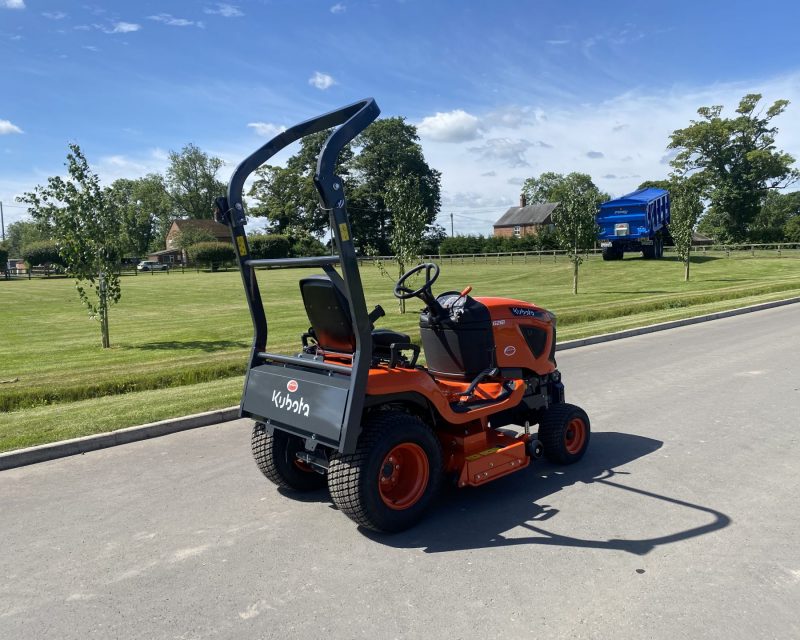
[393,262,440,300]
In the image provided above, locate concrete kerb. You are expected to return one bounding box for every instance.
[0,406,240,471]
[2,295,799,471]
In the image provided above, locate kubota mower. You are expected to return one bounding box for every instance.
[215,98,590,532]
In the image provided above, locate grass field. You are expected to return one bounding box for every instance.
[2,250,799,452]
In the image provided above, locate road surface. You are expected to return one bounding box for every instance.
[2,305,799,639]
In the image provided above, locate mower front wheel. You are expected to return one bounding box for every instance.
[328,411,442,533]
[251,422,327,491]
[538,403,591,465]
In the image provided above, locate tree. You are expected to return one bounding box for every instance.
[187,241,235,271]
[21,240,65,275]
[522,171,570,204]
[750,190,800,243]
[4,219,51,257]
[637,179,672,191]
[785,215,800,243]
[172,227,216,250]
[669,94,799,243]
[669,177,705,281]
[249,130,351,236]
[249,234,291,259]
[109,174,172,256]
[165,144,226,219]
[385,175,429,312]
[350,118,441,253]
[546,173,604,294]
[249,118,441,255]
[18,144,122,348]
[0,243,7,275]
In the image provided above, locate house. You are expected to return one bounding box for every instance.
[165,219,230,250]
[493,195,558,238]
[151,218,231,264]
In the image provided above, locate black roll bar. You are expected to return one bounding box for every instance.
[218,98,380,453]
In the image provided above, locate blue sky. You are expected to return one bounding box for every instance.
[2,0,799,236]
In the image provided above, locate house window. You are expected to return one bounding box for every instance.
[513,225,522,237]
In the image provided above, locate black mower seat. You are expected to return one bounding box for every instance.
[299,275,409,354]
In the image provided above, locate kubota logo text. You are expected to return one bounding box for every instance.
[272,390,310,417]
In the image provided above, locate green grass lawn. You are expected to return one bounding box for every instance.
[2,250,799,452]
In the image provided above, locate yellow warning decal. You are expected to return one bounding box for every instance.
[237,235,248,256]
[339,222,350,242]
[465,447,501,461]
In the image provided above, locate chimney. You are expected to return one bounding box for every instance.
[520,194,527,208]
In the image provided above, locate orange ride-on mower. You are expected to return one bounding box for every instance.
[215,98,590,532]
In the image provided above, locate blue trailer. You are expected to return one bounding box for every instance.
[597,188,670,260]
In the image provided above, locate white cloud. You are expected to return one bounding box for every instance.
[109,22,140,34]
[330,3,346,13]
[42,11,66,19]
[148,14,204,28]
[469,138,534,167]
[1,0,25,9]
[586,150,604,159]
[204,4,243,18]
[0,119,23,134]
[417,109,481,143]
[247,122,287,137]
[309,71,335,90]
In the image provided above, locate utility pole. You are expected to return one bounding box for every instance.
[450,212,454,237]
[0,201,4,242]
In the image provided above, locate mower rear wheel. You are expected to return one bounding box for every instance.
[538,403,591,465]
[251,422,327,491]
[328,411,442,533]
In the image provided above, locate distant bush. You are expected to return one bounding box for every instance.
[438,231,559,255]
[249,234,291,259]
[289,234,327,258]
[22,241,65,268]
[0,245,7,273]
[187,241,235,271]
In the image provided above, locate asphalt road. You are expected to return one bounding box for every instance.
[2,305,799,640]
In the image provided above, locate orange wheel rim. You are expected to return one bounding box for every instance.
[378,443,429,510]
[565,417,586,454]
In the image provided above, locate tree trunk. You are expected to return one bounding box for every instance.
[572,259,579,294]
[684,247,691,282]
[99,272,110,348]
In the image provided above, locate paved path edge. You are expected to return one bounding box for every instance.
[3,295,799,471]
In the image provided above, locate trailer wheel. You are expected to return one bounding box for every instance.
[538,403,591,465]
[642,244,656,259]
[251,422,326,491]
[328,411,442,533]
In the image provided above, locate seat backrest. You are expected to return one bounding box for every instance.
[299,275,355,353]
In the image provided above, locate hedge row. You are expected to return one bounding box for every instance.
[437,232,560,255]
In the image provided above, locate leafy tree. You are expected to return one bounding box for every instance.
[637,179,672,191]
[522,171,568,204]
[165,143,226,219]
[350,118,441,253]
[249,130,352,236]
[109,174,172,256]
[750,190,800,243]
[288,233,327,258]
[249,118,441,254]
[18,144,122,348]
[4,219,51,257]
[669,177,705,281]
[0,244,7,275]
[385,175,429,312]
[669,94,799,243]
[187,241,235,271]
[21,241,65,274]
[548,173,604,294]
[784,215,800,243]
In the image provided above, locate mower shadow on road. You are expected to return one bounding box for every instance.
[363,431,731,555]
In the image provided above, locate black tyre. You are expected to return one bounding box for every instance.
[251,422,327,491]
[538,403,591,465]
[642,244,655,259]
[602,247,615,261]
[328,411,442,533]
